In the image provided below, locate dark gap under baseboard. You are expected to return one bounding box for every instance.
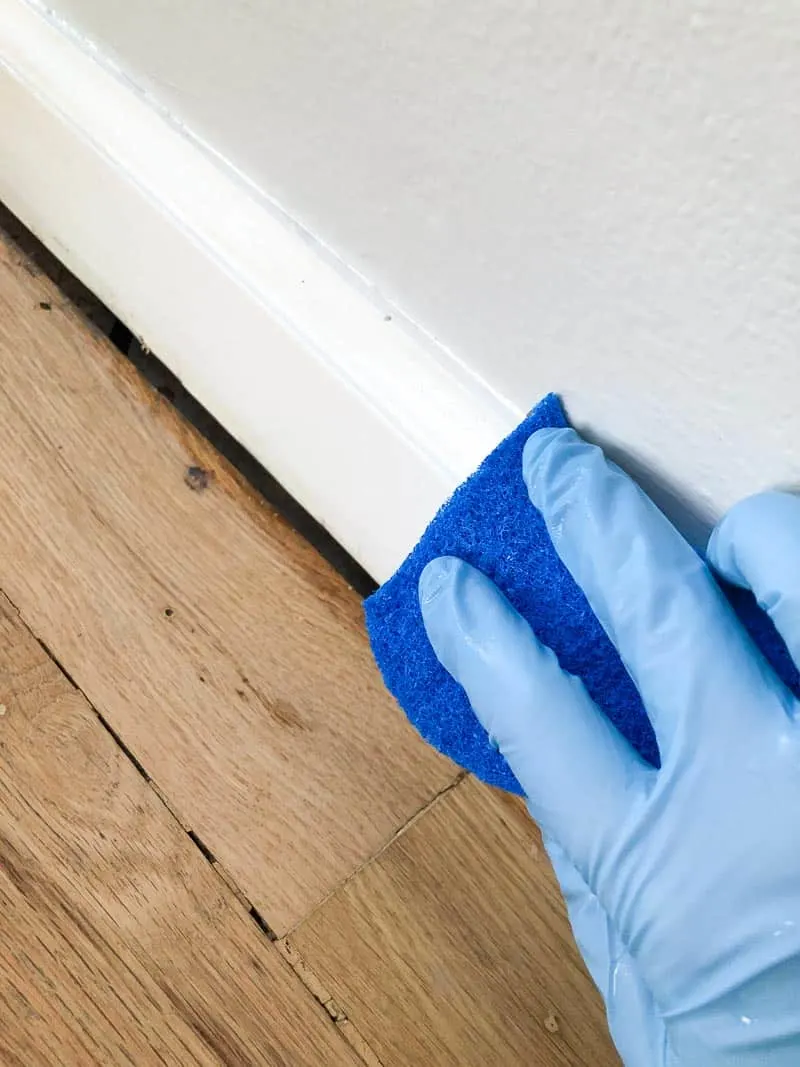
[0,202,377,599]
[123,336,377,597]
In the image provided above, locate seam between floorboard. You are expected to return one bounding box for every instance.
[0,584,381,1064]
[275,940,387,1067]
[274,771,472,1067]
[283,768,469,940]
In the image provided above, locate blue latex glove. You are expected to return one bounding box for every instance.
[418,428,800,1066]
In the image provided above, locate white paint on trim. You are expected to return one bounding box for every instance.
[0,0,520,582]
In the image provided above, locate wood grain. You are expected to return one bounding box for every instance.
[0,592,362,1066]
[291,776,621,1066]
[0,226,455,934]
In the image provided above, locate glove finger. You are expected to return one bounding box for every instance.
[523,428,786,762]
[419,557,652,864]
[707,491,800,682]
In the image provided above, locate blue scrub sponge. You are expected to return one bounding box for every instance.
[365,394,799,795]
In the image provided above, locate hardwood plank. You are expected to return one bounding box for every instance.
[0,226,455,934]
[0,592,362,1066]
[291,776,620,1066]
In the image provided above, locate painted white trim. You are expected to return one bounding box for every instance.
[0,0,520,582]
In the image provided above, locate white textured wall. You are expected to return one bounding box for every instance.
[46,0,800,538]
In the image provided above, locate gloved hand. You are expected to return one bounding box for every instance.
[418,427,800,1066]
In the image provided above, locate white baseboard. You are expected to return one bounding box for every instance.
[0,0,520,582]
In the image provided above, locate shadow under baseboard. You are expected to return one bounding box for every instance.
[0,201,377,599]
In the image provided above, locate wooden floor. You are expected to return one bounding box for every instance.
[0,218,619,1066]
